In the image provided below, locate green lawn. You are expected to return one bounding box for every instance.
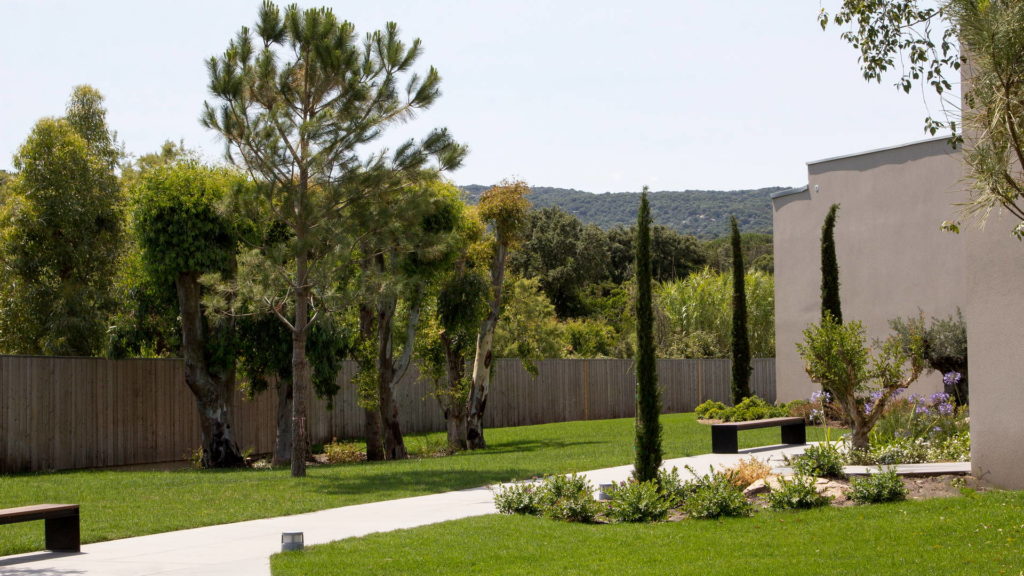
[272,491,1024,575]
[0,413,831,557]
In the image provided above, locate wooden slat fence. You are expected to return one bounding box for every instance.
[0,356,774,473]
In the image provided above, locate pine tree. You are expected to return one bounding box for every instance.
[730,216,752,404]
[820,204,842,324]
[633,187,662,482]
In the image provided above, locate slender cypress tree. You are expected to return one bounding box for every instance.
[633,188,662,482]
[730,216,752,404]
[820,204,842,324]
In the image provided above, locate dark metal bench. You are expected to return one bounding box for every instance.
[711,417,806,454]
[0,504,80,552]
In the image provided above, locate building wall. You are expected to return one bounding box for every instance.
[966,196,1024,488]
[773,137,965,402]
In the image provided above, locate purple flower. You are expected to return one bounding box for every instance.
[943,372,962,387]
[936,402,954,415]
[810,390,831,404]
[929,392,951,404]
[915,403,930,415]
[864,390,884,415]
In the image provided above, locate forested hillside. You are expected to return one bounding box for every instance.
[460,185,785,239]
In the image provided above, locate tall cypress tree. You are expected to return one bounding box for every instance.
[730,216,751,404]
[633,188,662,483]
[820,204,842,324]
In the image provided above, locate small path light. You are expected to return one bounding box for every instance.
[281,532,304,552]
[595,483,614,501]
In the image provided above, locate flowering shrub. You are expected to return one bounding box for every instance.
[494,482,543,515]
[679,466,752,519]
[537,473,601,523]
[863,392,969,464]
[791,443,845,478]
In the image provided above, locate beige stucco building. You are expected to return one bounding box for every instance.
[773,134,1024,489]
[772,137,965,403]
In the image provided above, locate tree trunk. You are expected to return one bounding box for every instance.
[377,294,408,460]
[359,302,385,461]
[176,272,243,468]
[440,332,468,451]
[272,380,293,467]
[290,255,311,478]
[467,243,508,450]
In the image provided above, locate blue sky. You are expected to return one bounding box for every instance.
[0,1,954,192]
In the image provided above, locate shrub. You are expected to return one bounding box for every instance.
[322,439,366,464]
[849,469,908,504]
[695,400,727,420]
[767,475,832,510]
[791,443,845,478]
[656,466,689,507]
[725,457,771,489]
[680,466,753,519]
[538,473,601,523]
[606,479,671,523]
[494,482,543,516]
[928,431,970,462]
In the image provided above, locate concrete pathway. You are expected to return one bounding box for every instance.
[0,444,807,576]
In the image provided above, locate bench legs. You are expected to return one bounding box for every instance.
[711,427,738,454]
[45,514,80,553]
[781,422,806,446]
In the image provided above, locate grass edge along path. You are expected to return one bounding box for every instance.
[0,413,833,557]
[272,491,1024,576]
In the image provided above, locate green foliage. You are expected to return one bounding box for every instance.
[606,479,671,523]
[478,180,532,247]
[462,185,779,239]
[730,216,751,403]
[820,203,842,324]
[0,86,121,356]
[537,473,600,523]
[695,400,728,420]
[791,443,845,478]
[656,466,689,508]
[563,318,617,358]
[704,232,774,273]
[797,314,925,450]
[633,189,662,483]
[493,482,543,516]
[493,277,565,374]
[767,475,832,510]
[679,466,753,519]
[657,267,775,358]
[890,310,968,403]
[321,439,366,464]
[849,469,908,504]
[605,223,708,285]
[507,206,611,317]
[134,162,237,282]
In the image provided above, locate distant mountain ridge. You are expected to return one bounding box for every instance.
[459,185,786,239]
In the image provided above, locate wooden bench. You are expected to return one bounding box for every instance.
[711,417,806,454]
[0,504,80,552]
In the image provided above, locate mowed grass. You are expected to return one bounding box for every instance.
[272,491,1024,576]
[0,413,832,556]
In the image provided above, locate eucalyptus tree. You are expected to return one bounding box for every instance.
[203,1,465,476]
[466,180,531,449]
[0,86,121,356]
[134,161,244,467]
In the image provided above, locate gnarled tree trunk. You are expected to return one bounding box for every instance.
[467,243,509,450]
[359,302,385,461]
[439,332,469,451]
[176,271,243,468]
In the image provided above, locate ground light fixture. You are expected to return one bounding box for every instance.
[281,532,304,552]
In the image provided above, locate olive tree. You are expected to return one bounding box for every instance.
[203,1,464,476]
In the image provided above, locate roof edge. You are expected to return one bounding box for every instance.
[806,135,953,166]
[770,186,808,200]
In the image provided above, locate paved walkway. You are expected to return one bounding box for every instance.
[0,444,808,576]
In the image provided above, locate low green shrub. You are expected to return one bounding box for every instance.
[679,466,752,519]
[849,469,908,504]
[695,400,727,420]
[322,439,366,464]
[927,431,970,462]
[791,443,845,478]
[766,475,831,510]
[656,466,689,507]
[606,480,671,523]
[493,482,543,516]
[538,473,601,523]
[695,396,790,422]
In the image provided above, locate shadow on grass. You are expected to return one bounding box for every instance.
[307,466,534,496]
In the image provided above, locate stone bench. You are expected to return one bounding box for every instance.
[710,417,806,454]
[0,504,80,552]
